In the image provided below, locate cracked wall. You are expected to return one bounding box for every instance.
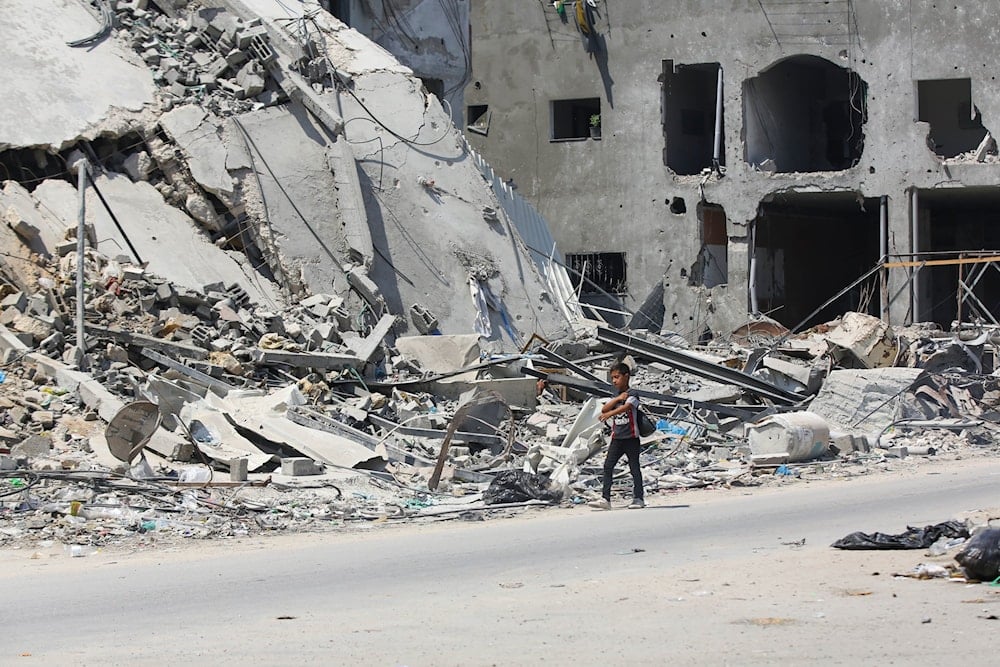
[466,1,1000,337]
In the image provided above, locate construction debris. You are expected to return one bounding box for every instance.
[1,1,1000,556]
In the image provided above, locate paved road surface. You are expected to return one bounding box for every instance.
[3,461,999,665]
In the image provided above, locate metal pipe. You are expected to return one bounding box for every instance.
[910,188,920,323]
[748,220,759,314]
[75,161,87,368]
[880,195,889,323]
[712,65,724,171]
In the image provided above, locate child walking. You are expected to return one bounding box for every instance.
[588,362,645,509]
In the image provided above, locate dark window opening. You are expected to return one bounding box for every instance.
[662,60,724,174]
[419,77,444,101]
[743,55,867,173]
[566,252,627,295]
[691,203,728,288]
[912,187,1000,327]
[916,79,991,159]
[467,104,489,136]
[551,97,601,141]
[753,192,880,329]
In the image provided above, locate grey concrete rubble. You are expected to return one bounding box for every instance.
[1,1,999,554]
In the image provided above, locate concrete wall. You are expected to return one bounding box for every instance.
[465,0,1000,337]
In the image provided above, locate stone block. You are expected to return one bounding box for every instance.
[30,411,55,428]
[229,457,248,482]
[281,457,322,476]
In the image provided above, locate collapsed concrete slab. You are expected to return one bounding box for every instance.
[808,368,926,435]
[34,172,279,307]
[0,0,154,151]
[158,106,234,198]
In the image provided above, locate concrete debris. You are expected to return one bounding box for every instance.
[0,1,998,553]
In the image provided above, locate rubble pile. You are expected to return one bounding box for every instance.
[1,1,999,557]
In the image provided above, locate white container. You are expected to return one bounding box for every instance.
[747,411,830,463]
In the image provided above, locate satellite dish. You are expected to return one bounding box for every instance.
[106,401,162,463]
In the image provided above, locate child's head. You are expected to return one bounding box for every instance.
[609,362,631,391]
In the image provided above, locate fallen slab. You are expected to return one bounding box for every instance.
[807,368,926,434]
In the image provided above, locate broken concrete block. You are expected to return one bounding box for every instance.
[824,312,898,369]
[526,411,553,435]
[236,62,265,97]
[252,348,361,371]
[750,452,790,467]
[229,457,249,481]
[0,292,27,312]
[30,411,55,429]
[410,303,439,335]
[281,457,322,476]
[13,434,51,458]
[106,344,130,364]
[12,314,52,343]
[347,266,383,306]
[123,151,154,181]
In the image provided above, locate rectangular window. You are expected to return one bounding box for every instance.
[551,97,601,141]
[566,252,627,294]
[662,60,723,174]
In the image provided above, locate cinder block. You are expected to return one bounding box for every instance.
[281,457,321,476]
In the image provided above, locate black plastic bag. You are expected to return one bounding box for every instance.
[637,409,656,437]
[955,528,1000,581]
[831,520,969,550]
[483,470,563,505]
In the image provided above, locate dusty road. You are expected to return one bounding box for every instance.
[3,460,999,666]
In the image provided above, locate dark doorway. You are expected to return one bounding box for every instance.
[753,192,881,329]
[743,55,867,173]
[915,187,1000,326]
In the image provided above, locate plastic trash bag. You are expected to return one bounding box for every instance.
[483,470,563,505]
[637,409,656,437]
[955,528,1000,581]
[831,520,969,550]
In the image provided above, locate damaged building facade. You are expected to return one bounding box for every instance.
[464,1,1000,337]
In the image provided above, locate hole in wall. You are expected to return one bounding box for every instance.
[743,55,868,173]
[916,78,992,159]
[669,197,687,214]
[689,202,728,288]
